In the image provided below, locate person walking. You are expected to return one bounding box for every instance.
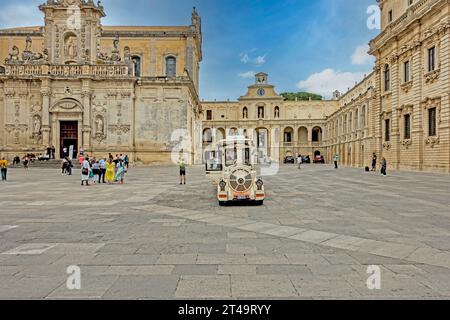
[99,158,106,183]
[0,157,8,181]
[23,156,29,170]
[178,158,186,185]
[92,160,100,183]
[381,157,387,176]
[105,158,115,184]
[115,159,126,185]
[371,153,377,171]
[66,158,73,176]
[333,154,339,169]
[61,157,68,175]
[297,154,302,169]
[124,154,129,169]
[81,157,91,186]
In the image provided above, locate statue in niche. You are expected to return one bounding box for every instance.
[65,36,78,59]
[33,115,41,134]
[95,116,104,134]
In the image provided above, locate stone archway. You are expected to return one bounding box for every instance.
[49,99,84,159]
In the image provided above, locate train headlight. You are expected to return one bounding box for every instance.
[256,179,264,190]
[219,180,227,191]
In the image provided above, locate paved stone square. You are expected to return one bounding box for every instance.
[0,164,449,299]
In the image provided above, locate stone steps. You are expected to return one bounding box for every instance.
[12,160,82,169]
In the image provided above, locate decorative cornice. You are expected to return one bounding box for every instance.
[400,81,413,93]
[424,68,440,84]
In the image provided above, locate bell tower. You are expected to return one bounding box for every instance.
[39,0,106,64]
[255,72,268,85]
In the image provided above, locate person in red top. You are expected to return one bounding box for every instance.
[79,154,84,165]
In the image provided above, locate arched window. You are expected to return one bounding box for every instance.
[258,106,265,119]
[384,64,390,91]
[312,127,322,142]
[203,128,212,143]
[0,65,5,74]
[284,127,293,143]
[355,110,359,130]
[243,107,248,119]
[274,106,280,118]
[132,56,141,77]
[166,56,176,77]
[229,128,238,137]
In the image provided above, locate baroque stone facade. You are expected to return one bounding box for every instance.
[202,0,450,173]
[0,0,203,164]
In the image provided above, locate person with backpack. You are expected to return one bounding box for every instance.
[81,157,91,186]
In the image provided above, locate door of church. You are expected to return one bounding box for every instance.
[60,121,78,159]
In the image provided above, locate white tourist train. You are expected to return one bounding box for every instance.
[205,136,265,206]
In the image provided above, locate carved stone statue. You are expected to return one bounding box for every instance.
[20,36,49,64]
[65,37,78,59]
[95,116,104,133]
[97,35,121,64]
[5,46,20,64]
[33,115,41,134]
[110,35,121,63]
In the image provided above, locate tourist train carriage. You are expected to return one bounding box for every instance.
[205,137,265,206]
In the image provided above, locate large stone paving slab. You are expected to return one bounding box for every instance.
[0,165,449,299]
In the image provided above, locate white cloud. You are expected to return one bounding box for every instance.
[297,69,367,97]
[254,54,266,66]
[240,51,267,66]
[240,53,249,64]
[351,44,373,65]
[0,3,43,29]
[238,71,255,79]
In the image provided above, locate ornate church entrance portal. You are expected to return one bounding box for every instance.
[60,121,78,159]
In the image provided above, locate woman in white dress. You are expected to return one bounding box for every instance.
[81,157,91,186]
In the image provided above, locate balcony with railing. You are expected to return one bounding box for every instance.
[3,63,131,78]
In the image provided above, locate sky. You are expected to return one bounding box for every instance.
[0,0,380,100]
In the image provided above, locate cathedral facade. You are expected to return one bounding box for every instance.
[0,0,203,164]
[202,0,450,174]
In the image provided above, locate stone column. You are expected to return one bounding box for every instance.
[390,52,401,170]
[81,79,92,151]
[40,79,51,147]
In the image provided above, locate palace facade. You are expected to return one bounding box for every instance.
[202,0,450,173]
[0,0,203,164]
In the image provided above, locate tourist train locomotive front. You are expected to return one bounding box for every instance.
[205,137,265,206]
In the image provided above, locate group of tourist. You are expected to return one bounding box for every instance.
[79,153,129,187]
[371,153,387,176]
[331,153,387,176]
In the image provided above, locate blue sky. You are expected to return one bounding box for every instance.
[0,0,380,100]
